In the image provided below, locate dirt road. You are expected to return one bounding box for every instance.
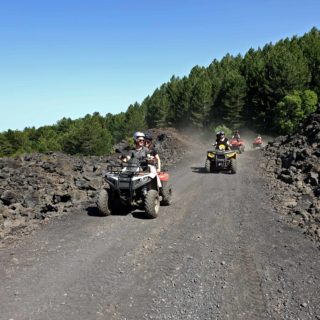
[1,149,320,320]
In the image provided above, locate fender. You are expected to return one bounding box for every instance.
[158,172,169,181]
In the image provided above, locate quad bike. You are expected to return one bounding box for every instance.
[252,137,263,149]
[205,144,237,174]
[230,138,245,153]
[97,158,172,218]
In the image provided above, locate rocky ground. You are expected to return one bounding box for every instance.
[1,142,320,320]
[0,128,193,243]
[261,107,320,241]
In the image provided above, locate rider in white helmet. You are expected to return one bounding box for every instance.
[122,132,149,162]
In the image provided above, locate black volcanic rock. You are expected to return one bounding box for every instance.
[262,107,320,240]
[0,128,191,242]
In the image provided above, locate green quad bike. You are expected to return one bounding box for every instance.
[205,144,237,174]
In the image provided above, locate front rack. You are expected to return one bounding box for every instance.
[106,164,150,175]
[106,165,123,174]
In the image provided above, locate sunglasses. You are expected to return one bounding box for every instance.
[137,139,145,142]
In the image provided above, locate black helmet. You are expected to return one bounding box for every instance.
[144,132,153,141]
[216,131,225,139]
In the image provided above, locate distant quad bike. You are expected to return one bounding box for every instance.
[252,137,263,149]
[97,158,172,218]
[205,144,237,174]
[230,138,245,154]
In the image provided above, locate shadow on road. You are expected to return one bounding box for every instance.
[86,206,101,217]
[191,166,234,175]
[132,210,153,220]
[86,206,152,220]
[86,206,128,217]
[190,166,206,174]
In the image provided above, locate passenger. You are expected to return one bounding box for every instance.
[122,131,162,188]
[144,132,161,173]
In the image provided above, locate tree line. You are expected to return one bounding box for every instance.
[1,27,319,157]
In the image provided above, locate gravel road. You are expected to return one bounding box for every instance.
[1,149,320,320]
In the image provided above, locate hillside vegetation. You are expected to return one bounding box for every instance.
[1,28,320,157]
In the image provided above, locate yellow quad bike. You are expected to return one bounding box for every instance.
[205,144,237,174]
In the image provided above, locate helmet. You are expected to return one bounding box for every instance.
[133,131,145,141]
[144,132,153,141]
[216,131,225,140]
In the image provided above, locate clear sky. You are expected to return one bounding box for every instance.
[0,0,319,132]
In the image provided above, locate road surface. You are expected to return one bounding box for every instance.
[1,149,320,320]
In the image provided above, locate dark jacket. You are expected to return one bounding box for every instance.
[129,146,149,162]
[215,138,230,150]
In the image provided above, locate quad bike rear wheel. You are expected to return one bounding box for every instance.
[160,181,172,205]
[205,159,211,173]
[145,190,160,218]
[97,189,111,216]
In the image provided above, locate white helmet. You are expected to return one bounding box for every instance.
[133,131,145,141]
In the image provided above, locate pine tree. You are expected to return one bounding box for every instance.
[220,70,247,128]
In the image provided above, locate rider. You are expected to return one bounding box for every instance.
[232,130,241,141]
[122,131,162,188]
[122,132,149,163]
[144,132,161,173]
[215,131,231,150]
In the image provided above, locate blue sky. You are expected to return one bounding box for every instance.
[0,0,319,132]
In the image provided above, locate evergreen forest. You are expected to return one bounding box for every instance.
[1,28,320,157]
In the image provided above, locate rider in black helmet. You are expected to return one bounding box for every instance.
[145,132,161,173]
[215,131,231,150]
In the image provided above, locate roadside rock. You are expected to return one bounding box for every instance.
[262,107,320,241]
[0,128,190,242]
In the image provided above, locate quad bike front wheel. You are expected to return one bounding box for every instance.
[97,189,111,216]
[145,190,160,218]
[205,159,211,173]
[161,181,172,205]
[230,159,237,174]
